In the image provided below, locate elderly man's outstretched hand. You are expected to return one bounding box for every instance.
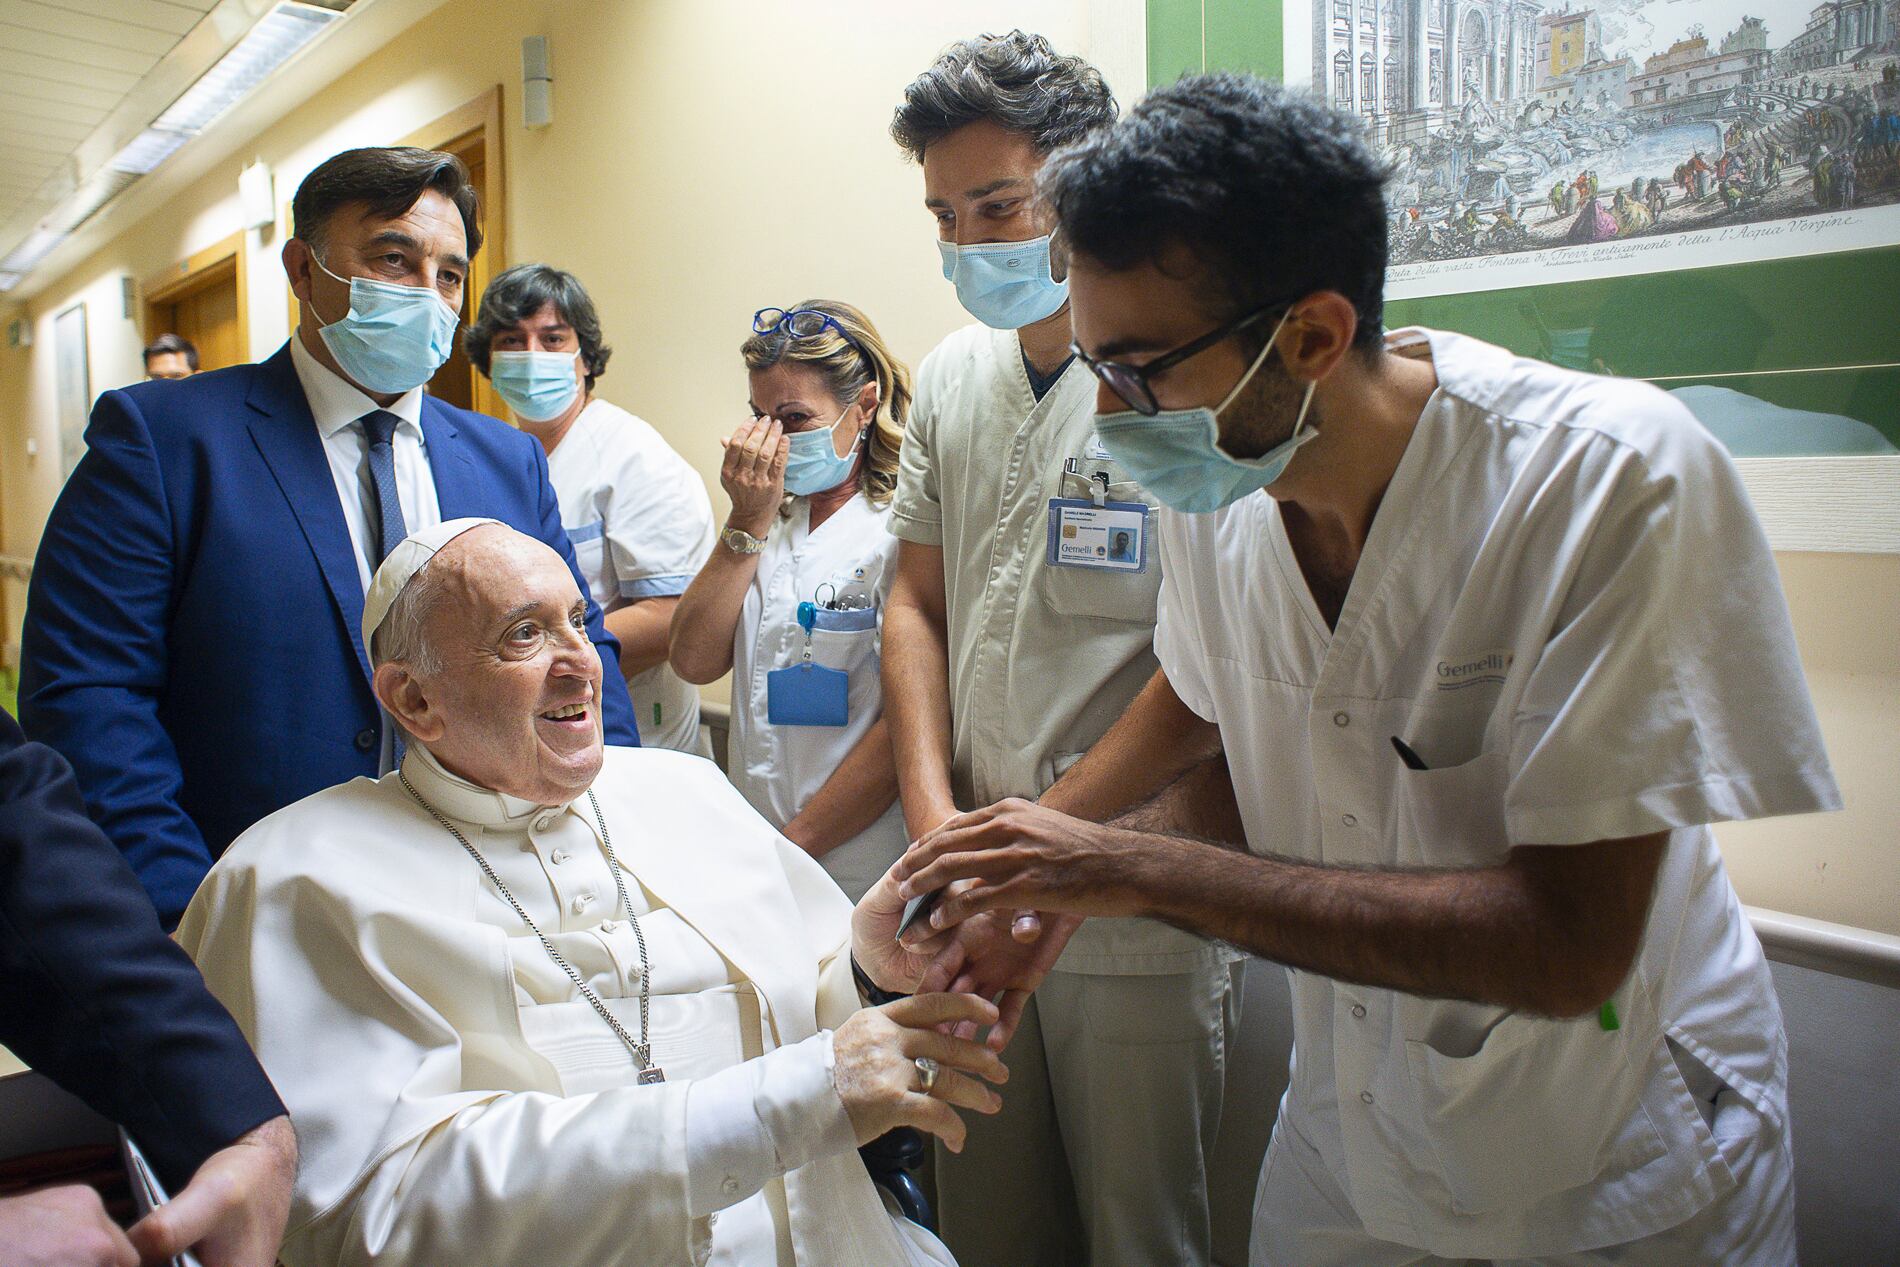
[832,994,1008,1154]
[852,857,1073,1053]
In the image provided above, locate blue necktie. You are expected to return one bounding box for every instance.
[360,409,409,773]
[360,409,409,566]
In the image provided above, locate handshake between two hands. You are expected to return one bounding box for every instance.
[832,799,1149,1151]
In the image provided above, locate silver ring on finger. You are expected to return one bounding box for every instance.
[913,1056,940,1095]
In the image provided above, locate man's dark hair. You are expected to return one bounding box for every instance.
[1042,75,1389,351]
[142,333,198,370]
[891,30,1115,161]
[464,263,611,390]
[291,146,482,258]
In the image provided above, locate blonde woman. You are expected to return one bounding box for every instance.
[670,301,912,900]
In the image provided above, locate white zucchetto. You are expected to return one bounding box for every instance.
[360,516,501,652]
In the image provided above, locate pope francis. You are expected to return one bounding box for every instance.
[179,518,1006,1266]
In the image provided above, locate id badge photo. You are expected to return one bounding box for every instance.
[1046,497,1150,573]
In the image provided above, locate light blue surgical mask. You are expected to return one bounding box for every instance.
[313,258,459,395]
[1093,309,1317,515]
[782,405,862,497]
[937,235,1068,330]
[489,350,582,422]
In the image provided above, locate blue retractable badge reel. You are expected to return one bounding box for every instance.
[767,599,850,726]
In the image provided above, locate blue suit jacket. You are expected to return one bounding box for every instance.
[0,708,285,1192]
[21,343,638,925]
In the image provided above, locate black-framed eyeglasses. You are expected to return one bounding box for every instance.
[1070,302,1287,417]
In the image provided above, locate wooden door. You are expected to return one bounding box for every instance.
[151,261,241,372]
[423,132,483,411]
[143,232,249,374]
[403,88,506,420]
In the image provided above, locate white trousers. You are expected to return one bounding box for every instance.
[934,958,1239,1267]
[1249,1077,1796,1267]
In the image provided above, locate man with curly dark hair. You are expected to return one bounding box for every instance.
[882,32,1239,1266]
[899,73,1829,1266]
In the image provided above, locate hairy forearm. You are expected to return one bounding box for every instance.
[784,719,900,858]
[668,546,757,684]
[1041,669,1222,823]
[1110,755,1248,847]
[605,597,676,678]
[881,600,957,838]
[1123,834,1650,1017]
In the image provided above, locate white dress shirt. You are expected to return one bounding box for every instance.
[1154,328,1840,1257]
[288,331,442,592]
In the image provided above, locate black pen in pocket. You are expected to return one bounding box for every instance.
[1390,735,1430,771]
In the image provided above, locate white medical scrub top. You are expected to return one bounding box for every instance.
[728,492,906,902]
[547,398,716,753]
[1155,328,1841,1258]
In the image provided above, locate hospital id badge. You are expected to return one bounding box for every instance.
[1046,498,1149,572]
[767,662,850,727]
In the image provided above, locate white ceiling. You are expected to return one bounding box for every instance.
[0,0,221,232]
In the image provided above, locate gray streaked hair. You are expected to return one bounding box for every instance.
[370,558,447,676]
[464,262,612,390]
[890,30,1116,162]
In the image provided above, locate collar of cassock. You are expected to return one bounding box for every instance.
[400,741,580,833]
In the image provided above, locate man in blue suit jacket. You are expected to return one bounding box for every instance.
[22,146,637,926]
[0,707,295,1262]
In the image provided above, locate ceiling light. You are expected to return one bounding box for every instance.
[0,1,343,291]
[152,5,340,136]
[0,230,71,280]
[108,128,194,178]
[45,171,142,235]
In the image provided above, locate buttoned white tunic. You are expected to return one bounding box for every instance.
[179,745,953,1267]
[727,492,906,901]
[548,398,716,752]
[1154,328,1840,1258]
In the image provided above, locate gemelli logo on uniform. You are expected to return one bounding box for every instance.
[1435,650,1513,690]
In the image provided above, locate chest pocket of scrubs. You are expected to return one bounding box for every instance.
[807,604,879,673]
[1393,750,1667,1212]
[1395,751,1512,868]
[1042,478,1163,623]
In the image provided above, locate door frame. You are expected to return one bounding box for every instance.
[143,229,250,366]
[401,86,507,419]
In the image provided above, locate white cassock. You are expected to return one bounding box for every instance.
[179,744,954,1267]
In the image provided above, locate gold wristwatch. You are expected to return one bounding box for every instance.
[719,523,766,555]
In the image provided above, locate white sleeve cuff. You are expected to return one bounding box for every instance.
[683,1031,857,1216]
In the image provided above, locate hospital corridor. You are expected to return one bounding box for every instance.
[0,1,1895,1264]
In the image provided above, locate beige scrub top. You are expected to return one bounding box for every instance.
[891,322,1232,976]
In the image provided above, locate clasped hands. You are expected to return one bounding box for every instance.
[852,799,1147,1053]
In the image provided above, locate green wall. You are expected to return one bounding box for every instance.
[1144,0,1900,446]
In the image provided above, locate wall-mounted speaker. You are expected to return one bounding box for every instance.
[523,36,553,129]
